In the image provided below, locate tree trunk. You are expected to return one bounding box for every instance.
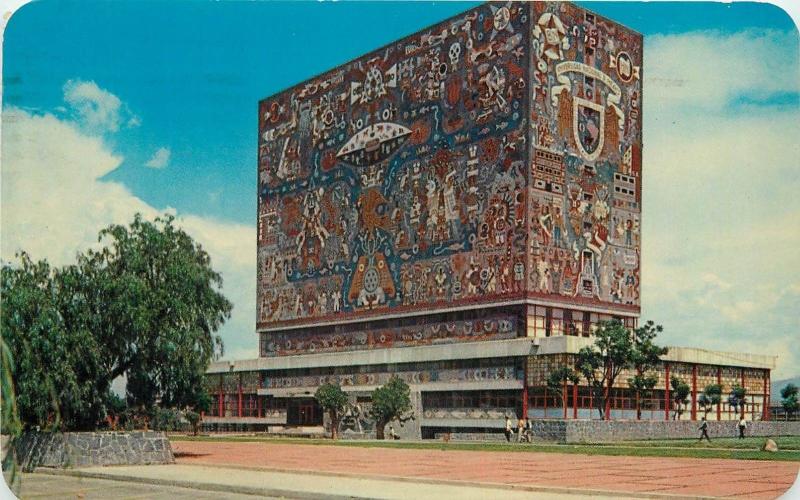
[635,390,641,420]
[376,419,386,440]
[330,411,338,440]
[603,364,613,420]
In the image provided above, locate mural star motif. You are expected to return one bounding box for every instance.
[489,3,515,40]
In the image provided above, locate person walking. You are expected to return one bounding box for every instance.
[698,417,711,442]
[504,416,513,442]
[738,417,747,439]
[516,417,525,442]
[524,418,533,443]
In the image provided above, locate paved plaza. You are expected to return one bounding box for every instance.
[170,440,800,499]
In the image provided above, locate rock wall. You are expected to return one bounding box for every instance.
[15,431,174,469]
[529,420,800,443]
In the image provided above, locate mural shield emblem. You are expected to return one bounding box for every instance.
[572,97,605,161]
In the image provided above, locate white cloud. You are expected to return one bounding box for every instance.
[642,30,800,378]
[62,79,139,133]
[145,147,171,169]
[646,30,799,117]
[0,107,257,361]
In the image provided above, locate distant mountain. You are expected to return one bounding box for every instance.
[771,376,800,403]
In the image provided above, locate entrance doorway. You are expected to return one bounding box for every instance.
[287,398,322,426]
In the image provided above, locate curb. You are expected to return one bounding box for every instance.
[34,467,374,500]
[36,464,717,500]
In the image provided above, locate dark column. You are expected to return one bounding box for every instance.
[218,376,224,417]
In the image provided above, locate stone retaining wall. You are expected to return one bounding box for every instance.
[529,420,800,443]
[15,431,174,469]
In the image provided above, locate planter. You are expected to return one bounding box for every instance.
[15,431,174,470]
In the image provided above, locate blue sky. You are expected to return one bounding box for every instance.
[2,1,799,378]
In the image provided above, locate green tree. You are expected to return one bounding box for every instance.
[1,254,106,430]
[670,377,691,420]
[628,322,668,420]
[574,320,634,420]
[82,214,231,412]
[1,214,232,431]
[698,384,722,418]
[546,366,580,410]
[184,410,202,436]
[780,384,798,420]
[370,377,413,440]
[728,385,747,418]
[1,338,22,494]
[315,383,349,440]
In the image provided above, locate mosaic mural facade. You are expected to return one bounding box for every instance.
[261,314,517,356]
[527,2,642,308]
[264,363,520,390]
[257,2,642,333]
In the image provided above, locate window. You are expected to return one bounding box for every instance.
[545,307,552,337]
[582,312,591,337]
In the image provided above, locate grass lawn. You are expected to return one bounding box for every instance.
[619,436,800,450]
[170,434,800,462]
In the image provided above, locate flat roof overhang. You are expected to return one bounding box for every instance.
[209,337,776,373]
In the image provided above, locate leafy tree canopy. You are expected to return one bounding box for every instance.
[315,383,349,439]
[670,376,691,419]
[548,319,666,420]
[781,384,799,417]
[1,213,231,431]
[315,383,349,414]
[370,377,412,439]
[698,384,722,417]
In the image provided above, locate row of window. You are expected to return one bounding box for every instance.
[261,357,523,380]
[528,306,636,338]
[422,390,521,410]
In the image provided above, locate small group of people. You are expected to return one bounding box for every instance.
[504,416,533,443]
[697,416,749,442]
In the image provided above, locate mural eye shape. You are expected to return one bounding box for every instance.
[336,122,412,167]
[378,260,385,269]
[358,263,365,272]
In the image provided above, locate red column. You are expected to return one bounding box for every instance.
[563,379,568,419]
[763,370,770,421]
[572,384,578,419]
[544,386,548,416]
[717,367,722,421]
[257,395,262,418]
[664,363,671,420]
[691,364,698,420]
[741,368,747,419]
[237,374,243,418]
[522,359,529,419]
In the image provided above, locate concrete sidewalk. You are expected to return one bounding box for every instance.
[36,464,657,499]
